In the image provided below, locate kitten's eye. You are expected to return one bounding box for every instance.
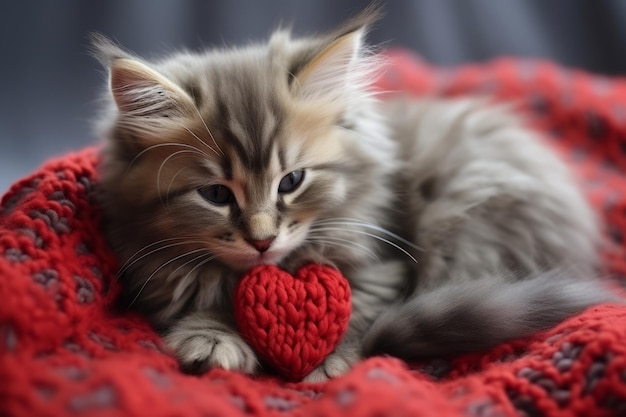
[198,185,233,205]
[278,170,305,194]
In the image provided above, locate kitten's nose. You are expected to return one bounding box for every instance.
[246,237,275,253]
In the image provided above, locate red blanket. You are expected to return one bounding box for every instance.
[2,50,626,416]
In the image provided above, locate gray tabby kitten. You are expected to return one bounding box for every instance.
[94,9,612,382]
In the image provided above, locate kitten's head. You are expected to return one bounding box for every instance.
[95,7,395,273]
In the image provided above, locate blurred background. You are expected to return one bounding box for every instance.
[1,0,625,194]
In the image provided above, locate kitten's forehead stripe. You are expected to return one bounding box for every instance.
[214,88,251,172]
[221,125,251,169]
[221,153,233,181]
[277,145,287,172]
[210,65,284,178]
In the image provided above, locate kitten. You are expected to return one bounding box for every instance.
[94,8,613,381]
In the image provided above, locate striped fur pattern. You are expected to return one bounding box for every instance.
[94,8,613,380]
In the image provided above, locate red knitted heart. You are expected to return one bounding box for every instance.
[234,264,351,381]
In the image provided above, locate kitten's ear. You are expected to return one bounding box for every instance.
[291,4,381,102]
[90,33,132,65]
[91,34,194,119]
[293,29,366,101]
[108,58,195,118]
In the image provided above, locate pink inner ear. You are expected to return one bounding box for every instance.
[234,264,351,381]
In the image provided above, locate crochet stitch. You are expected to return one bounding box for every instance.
[2,50,626,416]
[235,264,351,381]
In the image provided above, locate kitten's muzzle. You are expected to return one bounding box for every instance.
[245,237,275,253]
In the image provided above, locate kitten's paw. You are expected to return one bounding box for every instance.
[165,327,258,374]
[303,348,360,383]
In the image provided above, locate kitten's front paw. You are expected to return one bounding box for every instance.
[303,347,360,383]
[165,326,258,375]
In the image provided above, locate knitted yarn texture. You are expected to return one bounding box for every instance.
[235,264,351,381]
[2,50,626,416]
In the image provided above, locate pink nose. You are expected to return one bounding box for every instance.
[246,238,275,253]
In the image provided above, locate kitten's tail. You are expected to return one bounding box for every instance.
[362,270,617,360]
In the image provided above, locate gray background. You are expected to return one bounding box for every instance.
[1,1,625,194]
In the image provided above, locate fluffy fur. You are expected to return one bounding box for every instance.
[94,7,614,381]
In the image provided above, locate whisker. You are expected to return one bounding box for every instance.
[306,234,381,262]
[116,237,186,276]
[181,124,220,157]
[128,248,209,308]
[166,251,213,282]
[156,149,202,206]
[303,240,356,270]
[115,239,208,281]
[166,165,191,208]
[126,142,210,172]
[170,253,217,300]
[172,253,217,299]
[308,226,418,264]
[193,108,225,157]
[176,253,219,292]
[313,218,423,252]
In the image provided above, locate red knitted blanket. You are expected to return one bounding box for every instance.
[2,50,626,416]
